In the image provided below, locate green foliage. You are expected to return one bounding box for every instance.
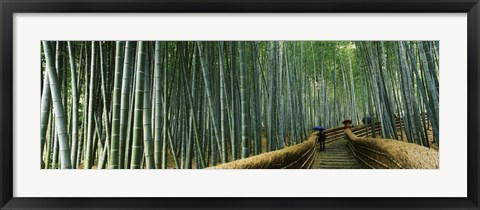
[40,41,439,169]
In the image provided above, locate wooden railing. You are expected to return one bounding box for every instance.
[208,125,350,169]
[208,137,317,169]
[345,129,438,169]
[208,117,436,169]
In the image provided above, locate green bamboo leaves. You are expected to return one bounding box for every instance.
[41,41,439,169]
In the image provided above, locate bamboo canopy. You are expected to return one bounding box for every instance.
[40,41,439,169]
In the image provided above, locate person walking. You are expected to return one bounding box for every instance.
[362,116,375,137]
[317,130,326,151]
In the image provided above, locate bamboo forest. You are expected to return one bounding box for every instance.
[41,41,439,170]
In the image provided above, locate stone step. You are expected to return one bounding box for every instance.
[311,138,366,169]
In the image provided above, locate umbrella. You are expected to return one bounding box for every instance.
[342,119,352,124]
[313,126,326,131]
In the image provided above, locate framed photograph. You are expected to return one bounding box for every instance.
[1,0,479,209]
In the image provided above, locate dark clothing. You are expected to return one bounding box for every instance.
[317,132,326,150]
[317,132,326,142]
[362,116,373,125]
[362,116,375,137]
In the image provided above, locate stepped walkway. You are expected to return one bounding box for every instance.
[211,117,438,169]
[309,123,382,169]
[312,138,364,169]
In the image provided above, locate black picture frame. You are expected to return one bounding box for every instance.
[1,0,479,209]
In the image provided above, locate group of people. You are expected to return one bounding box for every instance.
[315,116,374,151]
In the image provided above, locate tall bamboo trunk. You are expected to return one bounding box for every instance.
[67,41,79,168]
[109,41,125,169]
[130,41,146,169]
[42,41,72,169]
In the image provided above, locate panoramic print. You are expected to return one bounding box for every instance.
[40,41,439,169]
